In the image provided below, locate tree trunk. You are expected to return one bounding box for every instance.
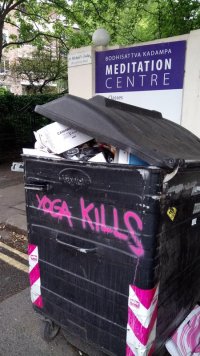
[39,86,43,94]
[0,20,4,63]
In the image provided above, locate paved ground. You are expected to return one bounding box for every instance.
[0,161,26,232]
[0,240,28,302]
[0,159,28,302]
[0,162,23,189]
[0,183,27,232]
[0,289,80,356]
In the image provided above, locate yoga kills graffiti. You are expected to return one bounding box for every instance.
[36,194,144,257]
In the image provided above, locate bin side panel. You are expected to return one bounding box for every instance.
[24,157,162,356]
[155,168,200,354]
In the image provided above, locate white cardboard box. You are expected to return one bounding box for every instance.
[34,122,92,154]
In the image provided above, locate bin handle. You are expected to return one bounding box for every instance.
[25,183,51,191]
[56,238,98,254]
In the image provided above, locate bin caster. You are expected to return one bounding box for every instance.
[42,319,60,342]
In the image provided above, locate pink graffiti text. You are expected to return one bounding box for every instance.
[36,194,73,227]
[80,198,144,257]
[35,194,144,257]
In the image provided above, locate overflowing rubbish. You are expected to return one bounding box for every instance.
[23,121,147,166]
[61,140,115,163]
[114,149,148,165]
[34,122,92,155]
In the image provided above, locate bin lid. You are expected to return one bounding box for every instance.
[35,94,200,169]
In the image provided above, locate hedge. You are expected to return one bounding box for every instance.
[0,93,61,152]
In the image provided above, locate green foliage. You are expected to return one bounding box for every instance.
[0,93,61,148]
[0,0,200,62]
[67,0,200,46]
[0,0,200,67]
[0,0,69,61]
[11,48,68,93]
[0,87,10,95]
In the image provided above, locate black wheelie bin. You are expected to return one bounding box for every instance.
[23,95,200,356]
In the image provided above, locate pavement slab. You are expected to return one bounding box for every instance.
[0,183,25,207]
[0,288,80,356]
[0,162,23,189]
[0,183,27,231]
[13,203,26,211]
[6,213,27,233]
[0,256,28,303]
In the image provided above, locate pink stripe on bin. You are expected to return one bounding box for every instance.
[29,264,40,286]
[28,243,37,256]
[33,295,43,308]
[128,303,158,345]
[126,284,159,356]
[28,243,43,309]
[126,345,135,356]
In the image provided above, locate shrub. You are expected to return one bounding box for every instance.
[0,87,10,95]
[0,93,61,149]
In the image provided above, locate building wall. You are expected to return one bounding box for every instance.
[1,23,34,94]
[181,30,200,136]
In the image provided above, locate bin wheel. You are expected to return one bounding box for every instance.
[43,319,60,342]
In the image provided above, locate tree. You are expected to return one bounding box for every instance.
[11,48,67,93]
[0,86,10,95]
[67,0,200,46]
[0,0,70,62]
[118,0,200,43]
[0,0,200,65]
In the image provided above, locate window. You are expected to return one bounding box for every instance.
[2,30,9,44]
[3,33,7,44]
[0,59,9,74]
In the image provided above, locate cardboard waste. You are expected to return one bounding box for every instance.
[23,121,147,166]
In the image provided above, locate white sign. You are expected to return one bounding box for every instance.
[68,50,92,67]
[95,41,186,124]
